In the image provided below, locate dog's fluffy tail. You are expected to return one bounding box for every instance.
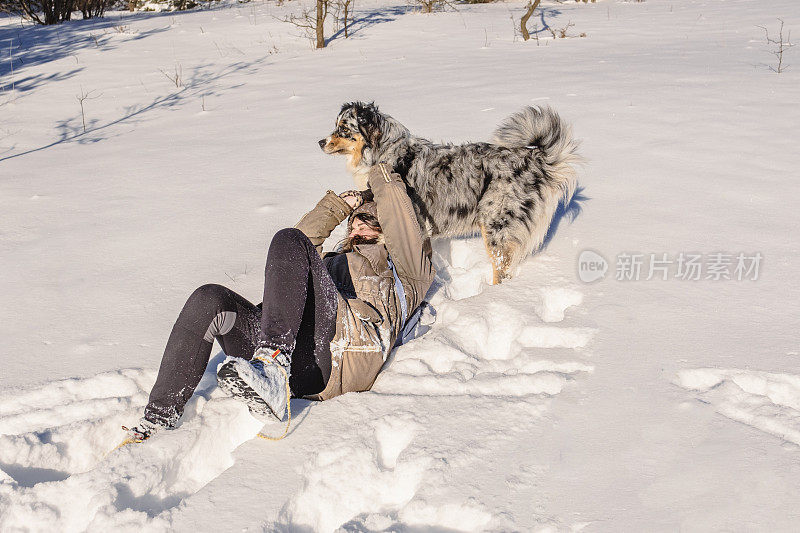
[491,106,582,270]
[491,106,581,203]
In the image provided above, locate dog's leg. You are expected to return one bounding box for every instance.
[480,224,505,284]
[480,224,519,284]
[495,242,518,283]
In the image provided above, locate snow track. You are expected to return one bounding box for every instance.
[279,409,494,532]
[0,369,153,498]
[3,0,799,528]
[677,369,800,447]
[375,240,594,399]
[0,237,594,532]
[0,365,271,530]
[269,239,595,532]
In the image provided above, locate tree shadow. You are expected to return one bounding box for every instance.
[0,56,269,162]
[531,6,564,36]
[5,68,83,92]
[327,4,415,44]
[0,19,170,89]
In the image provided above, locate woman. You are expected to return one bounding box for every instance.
[123,164,435,443]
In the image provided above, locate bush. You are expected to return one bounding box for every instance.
[1,0,76,24]
[136,0,197,11]
[75,0,112,18]
[0,0,114,23]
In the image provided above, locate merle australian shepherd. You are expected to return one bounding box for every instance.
[319,102,581,283]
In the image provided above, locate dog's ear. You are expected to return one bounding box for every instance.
[339,102,354,116]
[356,104,382,149]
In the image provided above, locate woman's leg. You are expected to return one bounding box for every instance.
[144,284,261,427]
[261,228,338,396]
[145,228,338,429]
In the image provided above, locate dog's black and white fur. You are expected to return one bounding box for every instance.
[319,102,581,283]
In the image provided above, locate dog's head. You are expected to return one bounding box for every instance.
[318,102,382,171]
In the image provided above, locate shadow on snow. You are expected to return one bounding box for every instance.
[0,54,272,162]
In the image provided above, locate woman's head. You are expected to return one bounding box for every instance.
[342,203,382,251]
[349,213,381,240]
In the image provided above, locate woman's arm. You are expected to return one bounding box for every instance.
[294,191,353,254]
[369,164,435,285]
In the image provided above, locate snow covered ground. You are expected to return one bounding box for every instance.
[1,0,800,530]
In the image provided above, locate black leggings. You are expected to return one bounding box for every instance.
[144,228,339,427]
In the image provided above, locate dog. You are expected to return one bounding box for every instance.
[319,102,581,283]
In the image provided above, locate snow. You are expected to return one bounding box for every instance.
[375,241,595,399]
[677,368,800,446]
[2,0,800,530]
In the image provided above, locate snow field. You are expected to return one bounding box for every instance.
[0,235,593,532]
[272,394,504,532]
[281,414,436,531]
[272,241,594,531]
[2,0,800,529]
[677,368,800,447]
[375,239,594,398]
[0,362,270,530]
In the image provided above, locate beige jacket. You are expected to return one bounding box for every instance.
[295,164,435,400]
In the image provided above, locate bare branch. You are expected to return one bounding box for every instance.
[76,87,102,134]
[278,0,329,48]
[415,0,458,14]
[159,63,183,88]
[758,19,795,73]
[520,0,541,41]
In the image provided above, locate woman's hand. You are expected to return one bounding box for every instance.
[339,190,364,210]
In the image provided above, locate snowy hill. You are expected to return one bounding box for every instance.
[2,0,800,530]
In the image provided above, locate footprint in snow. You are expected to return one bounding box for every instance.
[372,242,596,398]
[0,368,154,476]
[677,368,800,446]
[534,286,584,323]
[278,412,491,533]
[0,362,266,531]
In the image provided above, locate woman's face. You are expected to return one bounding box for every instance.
[349,217,381,240]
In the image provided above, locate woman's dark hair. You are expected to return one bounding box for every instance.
[352,212,381,231]
[339,212,382,252]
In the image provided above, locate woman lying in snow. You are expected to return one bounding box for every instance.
[122,164,435,443]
